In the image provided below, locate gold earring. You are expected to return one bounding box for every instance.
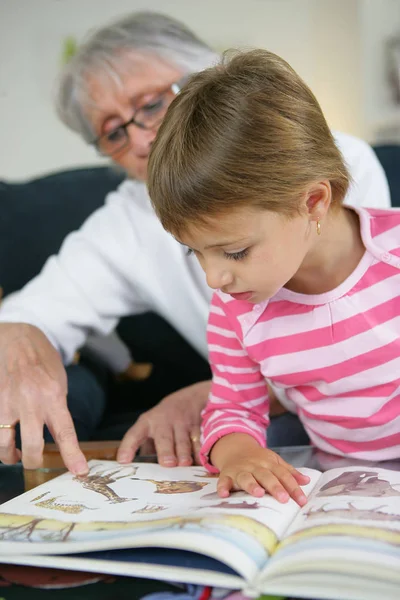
[316,218,321,236]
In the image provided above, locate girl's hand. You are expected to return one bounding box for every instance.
[212,434,310,506]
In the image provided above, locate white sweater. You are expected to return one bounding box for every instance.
[0,133,390,366]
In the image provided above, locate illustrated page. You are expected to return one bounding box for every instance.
[0,461,320,558]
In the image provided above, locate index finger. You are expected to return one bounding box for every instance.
[48,407,87,475]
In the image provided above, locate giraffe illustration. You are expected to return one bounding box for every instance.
[74,465,138,503]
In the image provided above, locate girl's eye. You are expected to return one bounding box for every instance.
[224,248,249,261]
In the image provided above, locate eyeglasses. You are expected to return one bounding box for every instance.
[92,78,187,157]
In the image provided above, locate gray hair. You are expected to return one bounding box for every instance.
[56,12,219,142]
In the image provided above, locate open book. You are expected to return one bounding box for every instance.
[0,460,399,600]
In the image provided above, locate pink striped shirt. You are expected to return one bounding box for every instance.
[201,207,400,470]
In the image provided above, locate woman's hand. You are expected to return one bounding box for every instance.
[117,380,211,467]
[0,323,87,474]
[211,433,310,506]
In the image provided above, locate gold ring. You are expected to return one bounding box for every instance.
[0,424,15,429]
[190,434,200,443]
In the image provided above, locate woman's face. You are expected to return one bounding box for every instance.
[86,56,184,181]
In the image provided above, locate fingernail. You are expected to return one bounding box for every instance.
[277,491,289,502]
[178,456,192,466]
[118,452,131,463]
[73,461,88,476]
[161,456,177,467]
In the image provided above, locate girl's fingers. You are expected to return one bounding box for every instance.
[272,466,308,506]
[217,454,311,505]
[277,456,311,484]
[255,469,290,503]
[217,474,234,498]
[276,455,311,483]
[293,471,311,483]
[285,465,311,484]
[235,471,266,498]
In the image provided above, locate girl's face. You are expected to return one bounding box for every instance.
[85,56,184,182]
[179,205,319,304]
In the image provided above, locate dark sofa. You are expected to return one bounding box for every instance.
[373,145,400,208]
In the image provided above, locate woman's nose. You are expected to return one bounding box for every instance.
[128,126,157,153]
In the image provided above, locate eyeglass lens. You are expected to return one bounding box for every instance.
[97,86,178,156]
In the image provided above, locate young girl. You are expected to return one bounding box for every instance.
[148,49,400,508]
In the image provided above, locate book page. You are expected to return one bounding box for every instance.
[257,465,400,595]
[0,460,320,578]
[284,465,400,541]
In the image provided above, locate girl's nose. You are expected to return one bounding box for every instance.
[206,267,233,290]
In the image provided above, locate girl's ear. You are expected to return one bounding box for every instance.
[304,180,331,223]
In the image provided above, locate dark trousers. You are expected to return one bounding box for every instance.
[72,312,211,441]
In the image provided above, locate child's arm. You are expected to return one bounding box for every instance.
[201,293,309,506]
[210,432,309,506]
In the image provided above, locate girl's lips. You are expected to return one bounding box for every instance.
[228,291,254,301]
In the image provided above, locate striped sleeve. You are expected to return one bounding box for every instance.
[200,292,270,472]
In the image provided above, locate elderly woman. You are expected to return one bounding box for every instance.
[0,12,390,474]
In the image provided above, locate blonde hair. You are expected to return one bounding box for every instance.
[148,49,350,235]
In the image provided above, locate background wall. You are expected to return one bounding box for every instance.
[0,0,399,180]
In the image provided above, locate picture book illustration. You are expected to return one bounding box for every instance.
[279,521,400,552]
[73,464,139,503]
[132,478,209,494]
[316,470,400,498]
[131,504,168,514]
[281,465,400,550]
[303,502,400,524]
[0,508,279,557]
[30,492,95,515]
[198,500,265,510]
[0,460,321,558]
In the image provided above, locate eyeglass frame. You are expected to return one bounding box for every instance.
[91,77,188,157]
